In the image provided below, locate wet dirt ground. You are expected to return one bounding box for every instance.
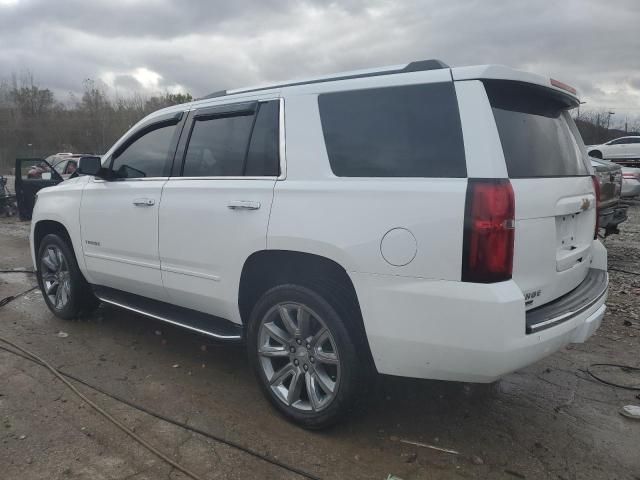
[0,208,639,480]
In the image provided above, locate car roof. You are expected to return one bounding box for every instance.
[144,60,580,122]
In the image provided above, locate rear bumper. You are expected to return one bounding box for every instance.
[351,244,608,383]
[525,268,607,333]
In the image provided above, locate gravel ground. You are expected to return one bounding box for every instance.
[0,207,639,480]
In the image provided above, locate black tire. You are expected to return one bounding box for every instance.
[247,284,364,429]
[36,233,99,320]
[589,150,603,159]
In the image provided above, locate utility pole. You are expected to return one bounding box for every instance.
[606,111,615,130]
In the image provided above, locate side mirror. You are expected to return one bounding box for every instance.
[78,156,108,179]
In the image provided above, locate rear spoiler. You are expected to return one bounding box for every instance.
[452,65,580,107]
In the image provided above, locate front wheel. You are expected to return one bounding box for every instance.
[36,233,99,319]
[248,284,363,429]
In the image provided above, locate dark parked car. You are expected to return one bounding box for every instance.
[590,158,627,236]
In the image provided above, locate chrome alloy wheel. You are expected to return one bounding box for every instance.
[40,245,71,310]
[257,302,341,412]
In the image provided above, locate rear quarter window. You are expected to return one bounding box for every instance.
[318,83,466,178]
[484,80,589,178]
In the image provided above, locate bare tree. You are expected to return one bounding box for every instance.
[0,71,192,172]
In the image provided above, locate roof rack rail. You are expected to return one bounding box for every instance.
[200,59,449,99]
[201,90,227,99]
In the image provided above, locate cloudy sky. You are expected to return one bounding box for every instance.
[1,0,639,125]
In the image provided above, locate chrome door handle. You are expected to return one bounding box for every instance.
[227,200,261,211]
[133,198,155,207]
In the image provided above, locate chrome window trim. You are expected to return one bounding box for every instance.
[278,97,287,180]
[170,96,286,181]
[169,176,279,181]
[93,96,286,183]
[91,176,169,183]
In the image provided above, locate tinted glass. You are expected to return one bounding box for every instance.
[183,114,254,177]
[318,83,466,177]
[485,81,589,178]
[245,101,280,176]
[609,138,626,145]
[111,124,177,178]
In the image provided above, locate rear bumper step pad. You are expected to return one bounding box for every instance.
[525,268,608,334]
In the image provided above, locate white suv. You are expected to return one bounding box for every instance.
[30,60,608,428]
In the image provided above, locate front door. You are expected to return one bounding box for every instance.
[159,99,281,323]
[14,158,63,220]
[80,113,184,301]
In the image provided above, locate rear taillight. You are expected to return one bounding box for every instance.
[462,179,515,283]
[591,175,600,239]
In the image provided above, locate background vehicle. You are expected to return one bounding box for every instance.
[621,166,640,198]
[46,153,92,179]
[587,136,640,166]
[30,61,608,428]
[14,154,92,219]
[15,158,63,220]
[590,158,627,235]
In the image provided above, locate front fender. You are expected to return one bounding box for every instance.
[31,178,88,275]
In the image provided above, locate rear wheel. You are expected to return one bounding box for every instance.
[37,234,99,319]
[248,284,362,429]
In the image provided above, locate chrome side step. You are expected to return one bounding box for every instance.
[93,285,243,341]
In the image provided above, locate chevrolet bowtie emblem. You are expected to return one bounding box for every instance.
[580,198,591,211]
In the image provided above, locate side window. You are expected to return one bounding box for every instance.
[183,114,254,177]
[53,161,66,175]
[65,160,77,174]
[318,83,466,178]
[630,138,640,144]
[609,139,626,145]
[181,101,280,177]
[110,124,177,178]
[245,101,280,176]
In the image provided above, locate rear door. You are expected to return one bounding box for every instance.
[158,99,280,322]
[14,158,63,220]
[483,81,596,309]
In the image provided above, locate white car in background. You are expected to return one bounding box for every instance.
[587,136,640,163]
